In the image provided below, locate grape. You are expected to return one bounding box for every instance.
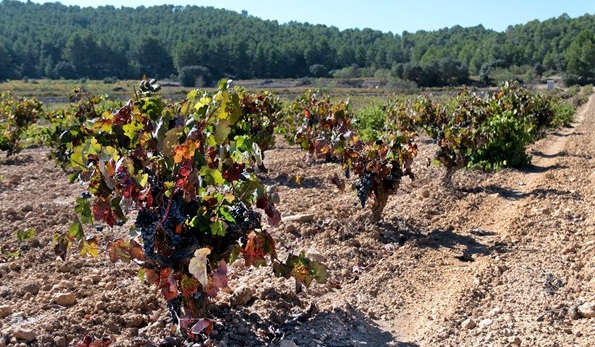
[228,202,261,233]
[136,210,159,258]
[161,199,186,247]
[166,295,182,323]
[356,173,372,207]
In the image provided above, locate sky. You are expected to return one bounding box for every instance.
[31,0,595,34]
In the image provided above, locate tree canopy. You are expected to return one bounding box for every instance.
[0,0,593,85]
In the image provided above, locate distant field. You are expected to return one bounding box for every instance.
[0,77,412,110]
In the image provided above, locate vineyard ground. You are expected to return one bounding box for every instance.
[0,95,594,347]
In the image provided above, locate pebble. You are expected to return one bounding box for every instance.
[508,336,522,345]
[279,341,298,347]
[54,336,66,347]
[461,318,476,329]
[578,302,595,318]
[20,281,41,295]
[488,307,501,317]
[12,328,36,342]
[54,293,77,306]
[478,318,493,329]
[568,305,580,320]
[0,305,12,318]
[125,314,146,328]
[230,285,255,307]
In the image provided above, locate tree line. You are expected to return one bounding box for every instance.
[0,0,593,86]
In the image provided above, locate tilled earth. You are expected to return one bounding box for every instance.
[1,95,594,347]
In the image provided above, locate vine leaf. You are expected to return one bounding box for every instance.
[107,239,144,263]
[241,231,275,267]
[75,198,93,224]
[180,275,199,297]
[204,260,231,297]
[68,220,85,241]
[145,267,179,300]
[80,236,100,257]
[189,248,211,287]
[273,252,327,287]
[190,318,213,336]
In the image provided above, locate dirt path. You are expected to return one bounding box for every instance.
[394,94,595,346]
[0,95,593,347]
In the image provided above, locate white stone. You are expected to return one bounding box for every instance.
[578,302,595,318]
[478,318,493,329]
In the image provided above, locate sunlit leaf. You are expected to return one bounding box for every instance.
[80,236,100,257]
[75,197,93,224]
[188,248,211,287]
[68,220,85,241]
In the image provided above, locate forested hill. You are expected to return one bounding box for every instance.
[0,0,594,85]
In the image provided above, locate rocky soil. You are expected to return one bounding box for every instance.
[1,95,594,347]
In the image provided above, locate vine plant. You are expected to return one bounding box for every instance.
[285,90,417,223]
[53,79,326,340]
[0,92,45,157]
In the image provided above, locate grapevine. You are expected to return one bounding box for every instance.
[285,90,417,222]
[0,92,45,157]
[53,79,326,340]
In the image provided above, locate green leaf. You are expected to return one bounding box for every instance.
[75,197,93,224]
[16,228,35,241]
[209,169,225,186]
[219,206,235,223]
[123,121,144,142]
[210,220,226,236]
[68,220,85,241]
[214,119,231,144]
[218,78,232,90]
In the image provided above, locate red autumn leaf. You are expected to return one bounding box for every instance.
[180,275,199,297]
[92,198,115,227]
[190,318,213,336]
[221,161,245,182]
[159,268,179,300]
[241,231,275,267]
[179,159,193,177]
[204,260,231,297]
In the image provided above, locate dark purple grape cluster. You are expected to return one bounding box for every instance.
[161,199,186,247]
[356,173,373,207]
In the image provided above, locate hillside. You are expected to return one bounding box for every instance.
[0,0,594,84]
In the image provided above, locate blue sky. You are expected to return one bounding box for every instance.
[32,0,594,34]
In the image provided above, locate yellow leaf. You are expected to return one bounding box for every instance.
[80,238,100,257]
[194,96,211,111]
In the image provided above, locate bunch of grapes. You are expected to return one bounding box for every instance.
[161,199,186,247]
[135,210,159,260]
[356,173,373,207]
[228,202,262,233]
